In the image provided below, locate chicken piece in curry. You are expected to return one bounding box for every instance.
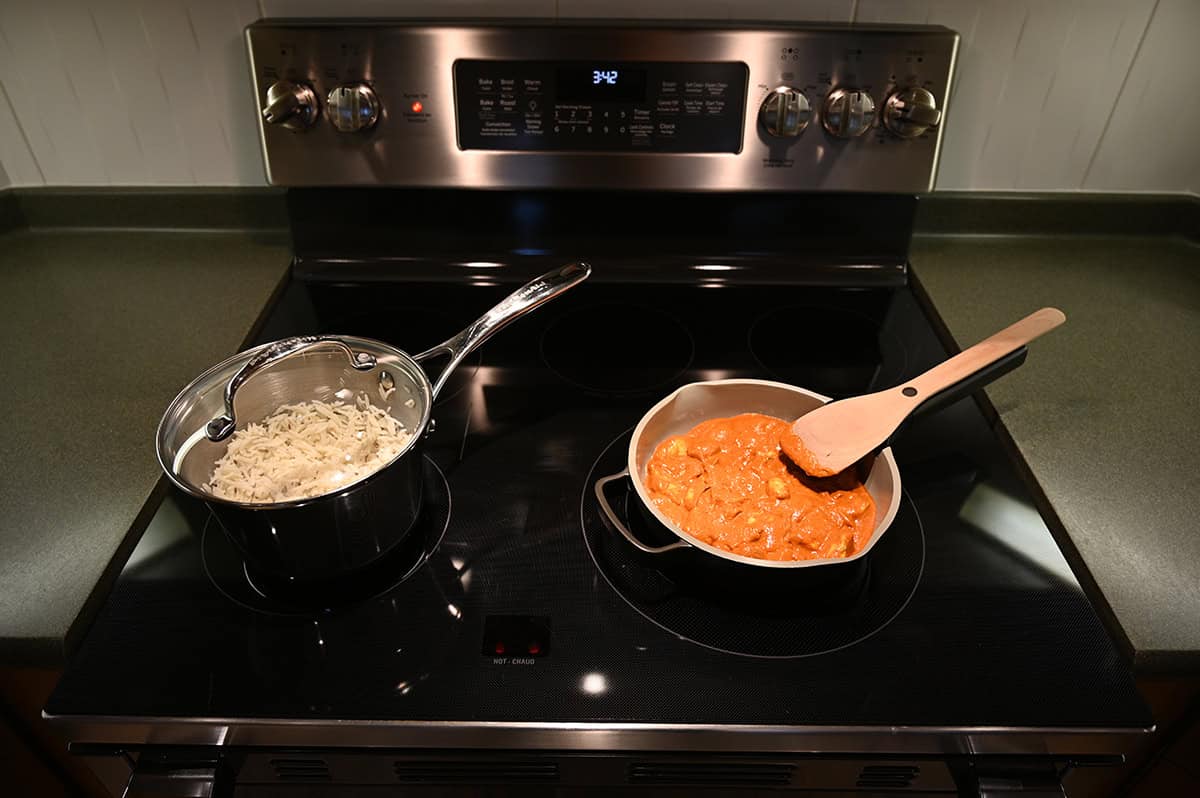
[644,413,876,561]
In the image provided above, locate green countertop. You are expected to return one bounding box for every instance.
[910,232,1200,672]
[0,226,289,664]
[1,190,1196,676]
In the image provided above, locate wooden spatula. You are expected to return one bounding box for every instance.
[780,307,1066,477]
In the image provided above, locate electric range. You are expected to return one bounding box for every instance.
[46,20,1151,797]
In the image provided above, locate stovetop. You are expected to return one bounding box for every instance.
[47,265,1150,741]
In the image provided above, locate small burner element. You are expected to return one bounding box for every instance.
[203,457,452,616]
[540,304,694,394]
[582,431,924,658]
[748,305,908,398]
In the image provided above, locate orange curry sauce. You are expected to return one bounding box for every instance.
[644,413,876,561]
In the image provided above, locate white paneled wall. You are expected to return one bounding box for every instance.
[1083,0,1200,194]
[857,0,1159,192]
[0,0,1196,194]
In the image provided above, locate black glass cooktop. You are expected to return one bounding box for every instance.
[48,267,1150,732]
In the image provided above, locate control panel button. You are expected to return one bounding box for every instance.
[262,80,318,130]
[883,87,942,138]
[822,88,876,138]
[758,86,811,137]
[325,84,381,132]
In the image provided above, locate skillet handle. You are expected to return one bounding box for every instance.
[595,469,692,555]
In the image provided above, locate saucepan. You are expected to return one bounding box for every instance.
[158,263,590,585]
[595,347,1029,590]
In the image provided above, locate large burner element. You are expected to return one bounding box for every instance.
[540,304,694,394]
[583,431,923,658]
[749,305,908,397]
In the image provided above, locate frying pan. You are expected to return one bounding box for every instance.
[594,348,1027,586]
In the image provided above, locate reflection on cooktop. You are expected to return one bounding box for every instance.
[582,431,924,658]
[540,303,695,394]
[244,541,469,713]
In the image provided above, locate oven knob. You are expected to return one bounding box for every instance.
[326,84,381,133]
[822,88,876,138]
[261,80,319,130]
[758,86,811,137]
[883,87,942,138]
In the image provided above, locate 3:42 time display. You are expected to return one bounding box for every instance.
[554,65,647,102]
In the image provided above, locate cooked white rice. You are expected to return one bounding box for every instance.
[205,396,411,503]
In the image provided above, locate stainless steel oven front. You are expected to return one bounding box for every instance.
[246,20,957,192]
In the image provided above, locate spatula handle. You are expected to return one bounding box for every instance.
[909,346,1027,420]
[905,307,1066,406]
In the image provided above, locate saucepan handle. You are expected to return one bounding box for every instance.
[413,262,591,400]
[595,469,692,555]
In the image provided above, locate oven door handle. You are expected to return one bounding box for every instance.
[123,757,228,798]
[974,776,1064,797]
[968,760,1072,797]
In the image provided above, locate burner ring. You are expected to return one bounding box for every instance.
[203,457,452,616]
[540,303,695,395]
[748,304,908,398]
[581,430,924,659]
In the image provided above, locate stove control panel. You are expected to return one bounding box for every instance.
[247,21,958,191]
[456,60,748,153]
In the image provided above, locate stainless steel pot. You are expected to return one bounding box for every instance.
[595,379,902,587]
[158,263,590,584]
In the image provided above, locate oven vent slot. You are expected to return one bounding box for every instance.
[270,757,331,781]
[628,761,795,786]
[394,760,559,783]
[856,764,921,789]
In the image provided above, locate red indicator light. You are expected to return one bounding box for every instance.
[494,641,505,655]
[528,641,541,655]
[410,100,424,114]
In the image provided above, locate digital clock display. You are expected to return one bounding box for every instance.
[556,65,648,102]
